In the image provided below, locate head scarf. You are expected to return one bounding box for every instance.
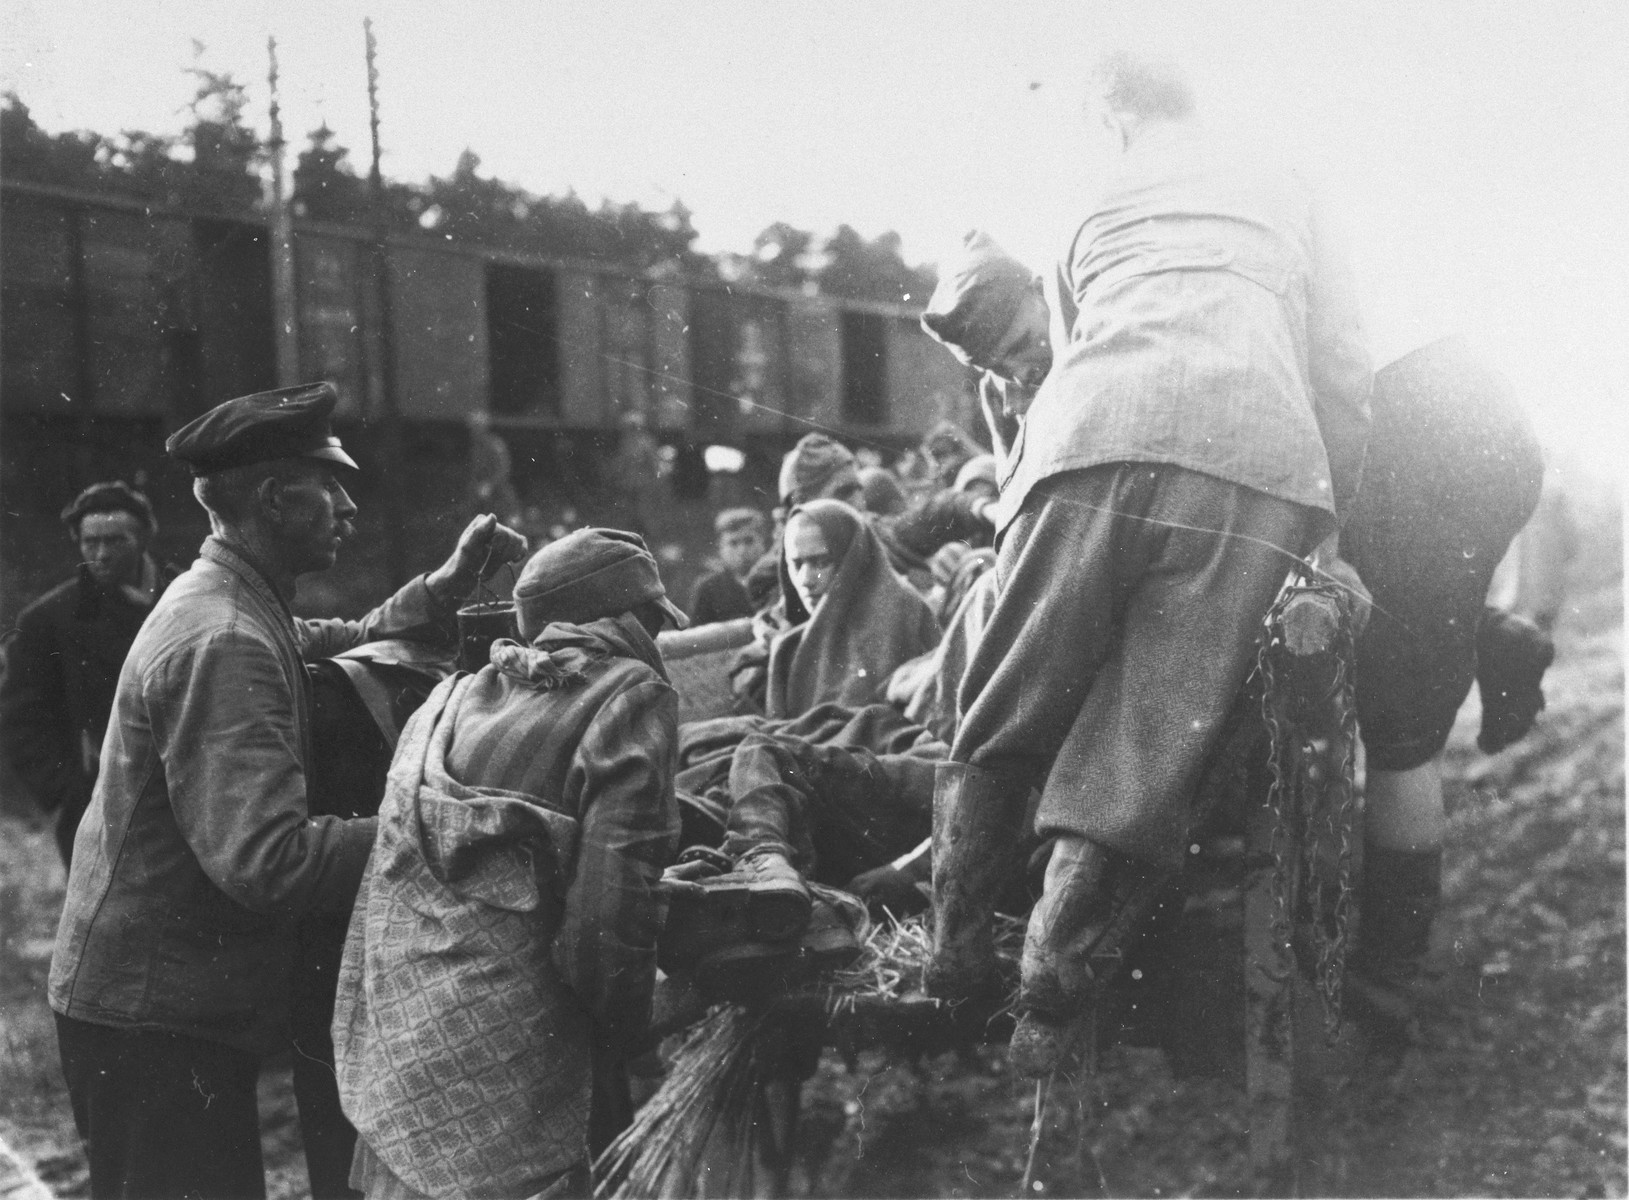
[766,499,940,718]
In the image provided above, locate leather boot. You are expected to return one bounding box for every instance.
[1009,835,1112,1078]
[658,847,811,973]
[924,761,1032,1000]
[1475,607,1554,754]
[697,889,866,1002]
[1347,844,1444,1056]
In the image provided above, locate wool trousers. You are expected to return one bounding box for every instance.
[952,464,1315,869]
[723,733,936,885]
[55,1012,265,1200]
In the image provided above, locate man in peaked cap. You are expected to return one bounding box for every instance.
[335,527,684,1197]
[49,381,526,1200]
[1,481,181,867]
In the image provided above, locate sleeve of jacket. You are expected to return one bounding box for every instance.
[0,603,83,813]
[1305,199,1373,522]
[553,676,680,1053]
[147,627,376,917]
[296,574,459,663]
[882,491,990,561]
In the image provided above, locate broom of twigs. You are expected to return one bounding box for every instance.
[593,911,1029,1198]
[593,1004,781,1199]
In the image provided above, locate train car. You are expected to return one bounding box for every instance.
[0,179,977,444]
[0,178,980,619]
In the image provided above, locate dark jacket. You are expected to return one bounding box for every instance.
[49,537,457,1054]
[0,559,180,860]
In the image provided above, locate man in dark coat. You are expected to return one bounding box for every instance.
[1,482,179,866]
[49,383,526,1200]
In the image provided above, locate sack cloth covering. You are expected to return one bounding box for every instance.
[333,674,590,1198]
[766,500,941,718]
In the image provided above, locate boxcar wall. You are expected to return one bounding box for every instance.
[0,181,978,621]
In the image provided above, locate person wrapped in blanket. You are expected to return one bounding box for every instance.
[742,431,1000,604]
[729,499,941,718]
[333,529,686,1200]
[916,178,1552,1068]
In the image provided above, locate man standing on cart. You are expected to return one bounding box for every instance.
[925,53,1372,1066]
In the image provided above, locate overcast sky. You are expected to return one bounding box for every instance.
[4,0,1627,471]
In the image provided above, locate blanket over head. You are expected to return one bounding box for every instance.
[333,673,591,1199]
[766,500,941,719]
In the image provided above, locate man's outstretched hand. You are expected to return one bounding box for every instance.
[426,514,528,606]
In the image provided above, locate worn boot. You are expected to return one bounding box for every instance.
[1475,607,1555,754]
[697,888,867,1002]
[658,846,812,973]
[924,761,1033,1000]
[1009,835,1113,1078]
[1346,844,1444,1058]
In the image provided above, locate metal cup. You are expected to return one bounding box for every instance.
[456,601,518,672]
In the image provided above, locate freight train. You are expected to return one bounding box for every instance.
[0,178,976,445]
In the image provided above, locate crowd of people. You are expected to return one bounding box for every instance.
[0,50,1568,1200]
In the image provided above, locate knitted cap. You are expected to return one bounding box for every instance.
[61,480,157,534]
[858,466,907,516]
[777,433,860,507]
[920,230,1037,370]
[513,527,687,639]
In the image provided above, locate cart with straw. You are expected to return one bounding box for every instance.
[618,578,1360,1198]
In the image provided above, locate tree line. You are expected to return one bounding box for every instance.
[1,67,936,305]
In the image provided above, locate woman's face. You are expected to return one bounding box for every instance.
[784,515,838,612]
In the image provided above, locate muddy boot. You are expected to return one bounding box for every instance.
[1009,835,1112,1078]
[697,888,866,1002]
[658,847,812,973]
[924,761,1032,1001]
[1476,607,1555,753]
[1347,845,1444,1062]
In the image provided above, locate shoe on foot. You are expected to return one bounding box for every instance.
[658,849,811,973]
[696,890,865,1002]
[1476,608,1554,753]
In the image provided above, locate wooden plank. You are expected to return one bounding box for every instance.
[648,282,692,432]
[557,270,605,427]
[785,298,841,436]
[294,233,369,416]
[389,245,489,420]
[0,193,78,412]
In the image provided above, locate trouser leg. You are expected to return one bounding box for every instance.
[56,1013,265,1200]
[290,920,361,1200]
[724,735,935,884]
[955,465,1311,866]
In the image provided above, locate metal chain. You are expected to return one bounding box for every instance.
[1257,576,1360,1040]
[1256,613,1297,963]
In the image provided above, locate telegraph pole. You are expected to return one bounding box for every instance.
[266,36,301,386]
[365,17,407,585]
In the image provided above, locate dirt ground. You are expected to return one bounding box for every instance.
[1,567,1622,1198]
